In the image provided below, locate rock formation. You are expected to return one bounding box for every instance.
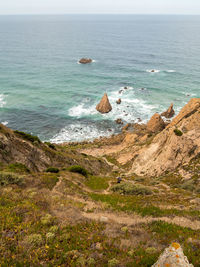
[152,243,194,267]
[116,98,121,104]
[132,98,200,176]
[161,103,175,118]
[147,113,165,133]
[79,58,92,64]
[115,118,123,125]
[96,93,112,114]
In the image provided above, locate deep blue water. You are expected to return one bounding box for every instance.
[0,15,199,142]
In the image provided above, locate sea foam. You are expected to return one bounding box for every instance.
[0,94,6,108]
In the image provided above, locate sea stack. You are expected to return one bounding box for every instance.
[79,58,92,64]
[96,93,112,114]
[161,103,175,118]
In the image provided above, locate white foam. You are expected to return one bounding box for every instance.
[166,70,176,73]
[50,123,114,144]
[1,121,8,126]
[68,103,98,118]
[0,94,6,108]
[146,69,160,73]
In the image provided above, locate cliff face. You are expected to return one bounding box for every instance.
[131,98,200,176]
[0,124,110,174]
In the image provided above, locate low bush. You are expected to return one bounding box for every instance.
[6,163,30,174]
[174,128,183,136]
[68,165,88,177]
[111,182,152,196]
[0,172,24,186]
[46,167,59,173]
[85,176,109,190]
[45,142,56,150]
[14,130,41,143]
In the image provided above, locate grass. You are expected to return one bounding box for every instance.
[85,176,109,191]
[14,130,41,143]
[89,192,200,218]
[5,163,30,174]
[39,173,59,190]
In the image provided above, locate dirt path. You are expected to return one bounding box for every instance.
[82,211,200,230]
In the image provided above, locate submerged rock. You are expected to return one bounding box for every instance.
[161,103,175,118]
[147,113,165,133]
[96,93,112,114]
[152,243,194,267]
[115,118,123,125]
[79,58,92,64]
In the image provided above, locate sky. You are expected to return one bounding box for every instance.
[0,0,200,15]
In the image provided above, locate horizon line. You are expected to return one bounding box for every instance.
[0,13,200,16]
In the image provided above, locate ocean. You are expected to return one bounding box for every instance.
[0,14,199,143]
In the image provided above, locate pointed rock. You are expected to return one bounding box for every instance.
[147,113,165,133]
[152,243,194,267]
[96,93,112,114]
[161,103,175,118]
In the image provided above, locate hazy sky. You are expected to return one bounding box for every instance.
[0,0,200,15]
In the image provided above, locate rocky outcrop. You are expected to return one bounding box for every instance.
[96,93,112,114]
[131,98,200,176]
[116,98,121,104]
[161,103,175,118]
[79,58,92,64]
[152,243,193,267]
[147,113,165,133]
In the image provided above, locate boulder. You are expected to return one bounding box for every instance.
[152,243,194,267]
[147,113,165,133]
[79,58,92,64]
[161,103,175,118]
[116,98,121,104]
[96,93,112,114]
[115,119,123,125]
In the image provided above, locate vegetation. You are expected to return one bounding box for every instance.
[68,165,88,177]
[85,176,109,191]
[46,167,59,173]
[0,172,24,186]
[14,130,41,143]
[111,182,152,195]
[6,163,30,174]
[174,128,183,136]
[45,142,56,150]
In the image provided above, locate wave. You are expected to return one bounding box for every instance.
[1,121,8,126]
[166,70,176,73]
[0,94,6,108]
[68,103,98,118]
[50,123,114,143]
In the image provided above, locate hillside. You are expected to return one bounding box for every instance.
[1,99,200,266]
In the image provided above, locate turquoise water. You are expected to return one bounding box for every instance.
[0,15,199,142]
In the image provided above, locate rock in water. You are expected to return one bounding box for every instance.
[96,93,112,114]
[115,118,123,124]
[161,103,175,118]
[147,113,165,133]
[152,243,194,267]
[116,98,121,104]
[79,58,92,64]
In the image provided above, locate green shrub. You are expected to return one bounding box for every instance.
[14,130,41,143]
[6,163,30,174]
[85,176,109,190]
[45,142,56,150]
[0,172,24,186]
[111,183,152,196]
[46,167,59,173]
[108,258,119,267]
[68,165,88,177]
[40,173,59,189]
[174,128,183,136]
[41,214,53,226]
